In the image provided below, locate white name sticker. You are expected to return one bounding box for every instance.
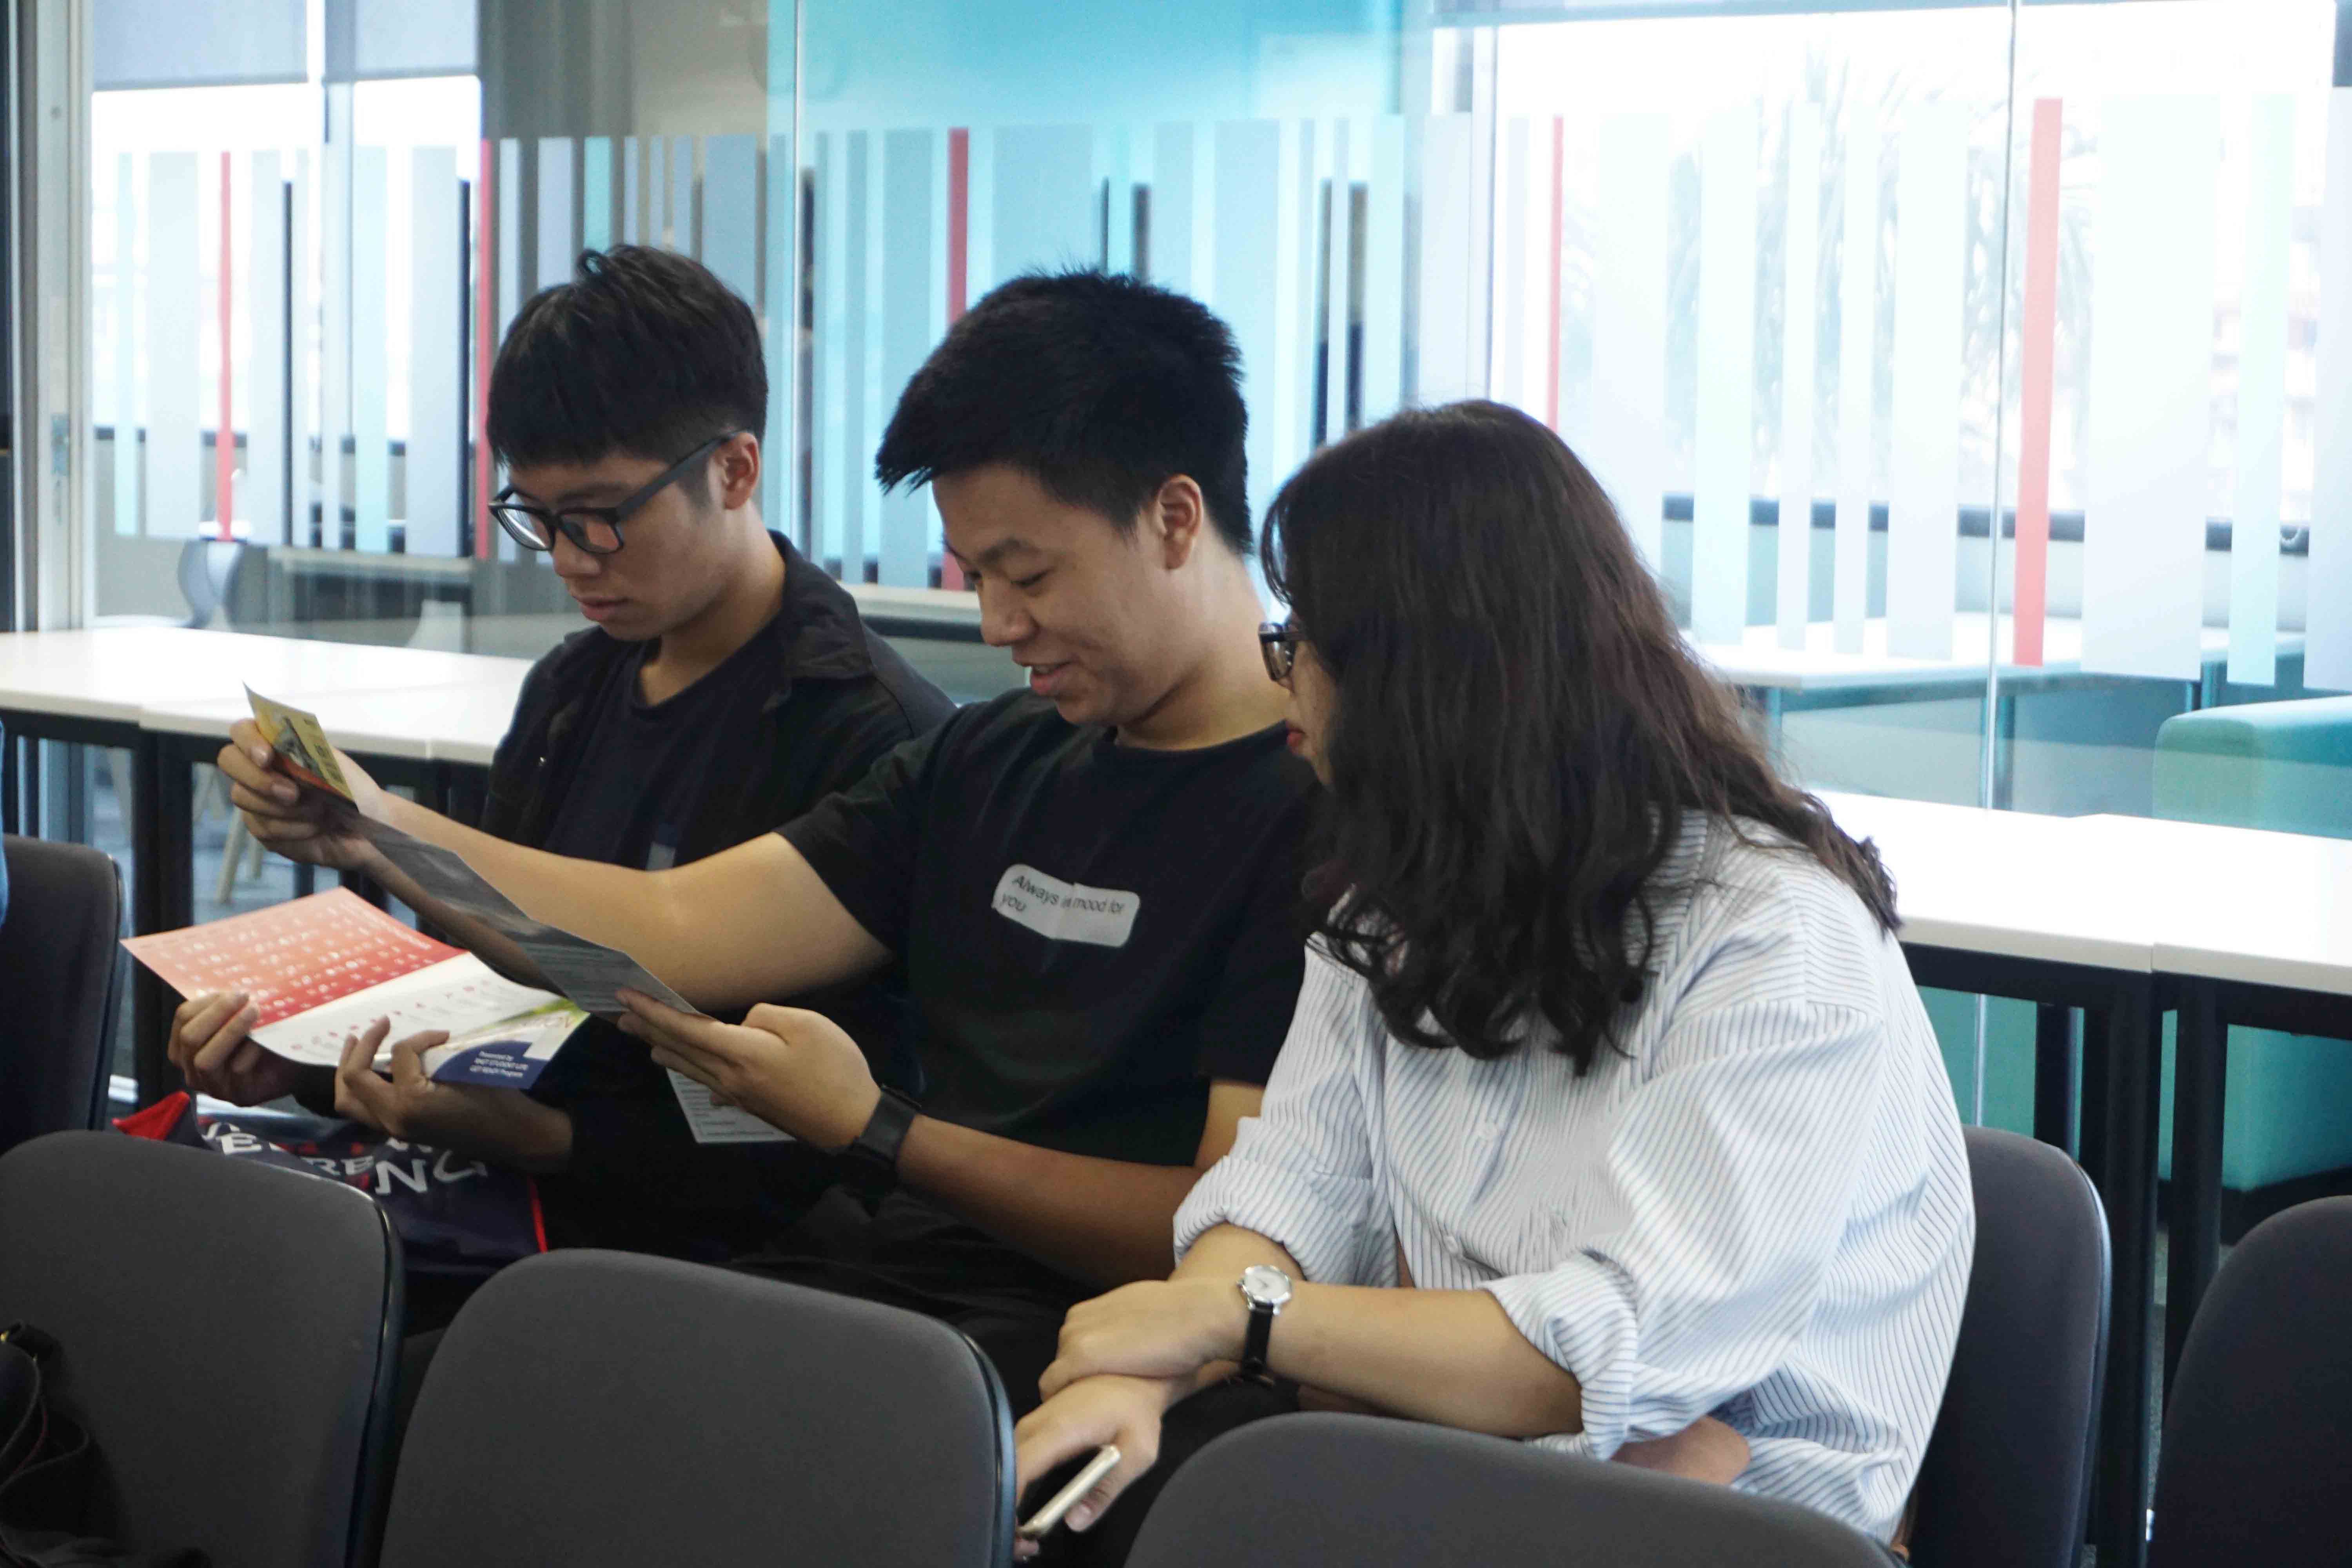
[991,864,1142,948]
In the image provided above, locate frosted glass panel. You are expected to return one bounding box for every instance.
[1777,105,1822,650]
[1588,114,1668,571]
[764,132,793,535]
[1361,117,1406,426]
[407,147,462,557]
[2227,96,2294,690]
[704,135,760,305]
[810,134,838,573]
[147,152,201,539]
[621,136,641,245]
[1494,117,1533,417]
[1319,120,1357,444]
[537,138,576,290]
[1884,102,1966,661]
[290,151,316,546]
[112,154,142,538]
[817,132,874,575]
[993,125,1097,280]
[323,143,351,549]
[1833,114,1879,655]
[1415,114,1479,405]
[495,138,522,561]
[670,138,696,254]
[1691,103,1758,646]
[350,146,390,553]
[1213,121,1280,525]
[582,137,614,253]
[2080,96,2219,681]
[247,152,289,544]
[1150,123,1195,294]
[879,129,936,587]
[2310,91,2352,693]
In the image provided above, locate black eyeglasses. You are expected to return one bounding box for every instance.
[1258,621,1299,684]
[490,430,744,556]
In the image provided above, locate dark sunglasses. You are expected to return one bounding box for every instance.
[1259,621,1300,684]
[490,430,745,557]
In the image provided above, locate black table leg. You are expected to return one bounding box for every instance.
[2078,1013,2112,1192]
[443,764,489,829]
[130,735,196,1107]
[2033,1003,2076,1155]
[2086,987,2160,1568]
[340,866,390,909]
[2166,981,2226,1389]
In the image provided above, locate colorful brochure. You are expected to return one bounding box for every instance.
[122,889,587,1089]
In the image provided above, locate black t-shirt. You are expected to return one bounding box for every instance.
[782,692,1317,1169]
[539,623,786,871]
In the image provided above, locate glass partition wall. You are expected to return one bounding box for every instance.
[49,0,2352,1351]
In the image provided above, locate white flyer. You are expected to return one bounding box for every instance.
[666,1070,795,1145]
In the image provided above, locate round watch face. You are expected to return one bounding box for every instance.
[1240,1264,1294,1309]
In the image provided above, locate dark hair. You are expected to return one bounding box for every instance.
[1264,400,1897,1071]
[487,246,765,489]
[875,269,1252,554]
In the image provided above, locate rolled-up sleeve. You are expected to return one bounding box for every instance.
[1483,937,1888,1462]
[1174,945,1395,1287]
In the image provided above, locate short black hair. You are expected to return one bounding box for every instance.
[487,245,765,479]
[875,270,1252,554]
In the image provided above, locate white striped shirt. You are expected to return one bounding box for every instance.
[1175,814,1973,1541]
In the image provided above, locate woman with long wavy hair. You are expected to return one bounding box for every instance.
[1013,401,1972,1561]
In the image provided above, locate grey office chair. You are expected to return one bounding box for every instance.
[1909,1126,2109,1568]
[379,1250,1017,1568]
[0,837,126,1156]
[1123,1413,1895,1568]
[0,1132,403,1568]
[2148,1196,2352,1566]
[92,538,252,631]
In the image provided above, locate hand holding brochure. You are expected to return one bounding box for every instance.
[122,889,587,1089]
[230,688,730,1132]
[240,687,700,1019]
[245,686,356,800]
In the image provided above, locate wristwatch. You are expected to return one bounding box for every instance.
[836,1087,921,1201]
[1236,1264,1294,1383]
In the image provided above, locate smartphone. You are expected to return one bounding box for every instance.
[1016,1445,1123,1541]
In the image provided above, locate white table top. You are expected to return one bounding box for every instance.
[141,673,531,766]
[1823,792,2352,1000]
[2080,814,2352,998]
[1819,791,2162,973]
[0,628,527,725]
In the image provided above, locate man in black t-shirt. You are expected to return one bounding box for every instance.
[168,248,951,1270]
[218,272,1314,1404]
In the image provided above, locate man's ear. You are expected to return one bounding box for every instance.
[1151,475,1208,570]
[714,432,763,510]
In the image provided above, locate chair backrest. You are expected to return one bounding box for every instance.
[2149,1196,2352,1567]
[378,1250,1016,1568]
[0,1132,402,1568]
[1125,1413,1894,1568]
[176,538,249,629]
[1908,1126,2109,1568]
[0,837,126,1156]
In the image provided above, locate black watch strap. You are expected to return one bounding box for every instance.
[1240,1303,1276,1381]
[837,1088,920,1200]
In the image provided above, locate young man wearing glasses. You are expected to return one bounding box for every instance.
[170,246,953,1272]
[214,270,1315,1408]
